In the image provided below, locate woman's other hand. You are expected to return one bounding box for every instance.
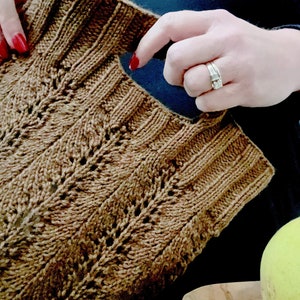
[0,0,28,61]
[131,10,300,112]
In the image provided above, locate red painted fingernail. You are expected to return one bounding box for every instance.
[0,39,9,60]
[12,33,29,54]
[129,52,139,71]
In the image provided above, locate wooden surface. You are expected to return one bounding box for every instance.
[183,281,262,300]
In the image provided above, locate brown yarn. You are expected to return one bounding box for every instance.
[0,0,274,299]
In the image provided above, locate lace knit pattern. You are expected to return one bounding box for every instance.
[0,0,274,299]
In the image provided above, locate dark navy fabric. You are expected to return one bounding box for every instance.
[121,52,199,119]
[120,1,300,299]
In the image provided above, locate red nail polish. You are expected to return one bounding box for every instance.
[12,33,29,54]
[0,39,9,60]
[129,52,139,71]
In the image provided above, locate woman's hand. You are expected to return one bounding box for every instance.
[0,0,28,61]
[131,9,300,112]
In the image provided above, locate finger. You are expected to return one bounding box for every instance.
[183,58,232,97]
[183,64,217,97]
[163,34,223,86]
[0,0,28,53]
[0,27,9,60]
[135,10,219,68]
[195,83,242,112]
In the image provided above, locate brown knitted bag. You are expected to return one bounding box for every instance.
[0,0,274,299]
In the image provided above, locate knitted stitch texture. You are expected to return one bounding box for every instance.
[0,0,274,299]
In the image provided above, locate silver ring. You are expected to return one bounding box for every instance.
[206,61,223,90]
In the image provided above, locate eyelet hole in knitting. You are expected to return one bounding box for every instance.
[134,206,141,217]
[105,133,110,141]
[14,131,20,139]
[79,157,87,165]
[143,216,150,224]
[27,105,33,114]
[105,237,114,247]
[86,281,96,289]
[90,164,97,171]
[116,246,123,254]
[60,193,67,200]
[167,191,174,197]
[115,229,121,238]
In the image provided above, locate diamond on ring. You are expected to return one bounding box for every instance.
[206,62,223,90]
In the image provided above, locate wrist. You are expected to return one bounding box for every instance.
[274,28,300,93]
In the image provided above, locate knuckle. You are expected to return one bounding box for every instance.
[163,66,177,85]
[211,10,245,45]
[196,97,212,112]
[162,68,172,85]
[158,12,177,33]
[165,43,184,66]
[213,9,237,25]
[214,8,231,19]
[225,29,245,47]
[184,71,200,96]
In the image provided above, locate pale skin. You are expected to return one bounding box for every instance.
[133,9,300,112]
[0,0,28,59]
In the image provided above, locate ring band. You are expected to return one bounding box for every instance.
[206,62,223,90]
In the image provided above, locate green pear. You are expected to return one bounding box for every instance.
[260,217,300,300]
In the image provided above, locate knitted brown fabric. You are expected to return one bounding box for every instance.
[0,0,274,299]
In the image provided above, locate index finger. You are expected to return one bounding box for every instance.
[0,0,27,50]
[134,10,216,68]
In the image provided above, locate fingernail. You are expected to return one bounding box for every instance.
[0,39,9,60]
[129,52,139,71]
[12,33,29,54]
